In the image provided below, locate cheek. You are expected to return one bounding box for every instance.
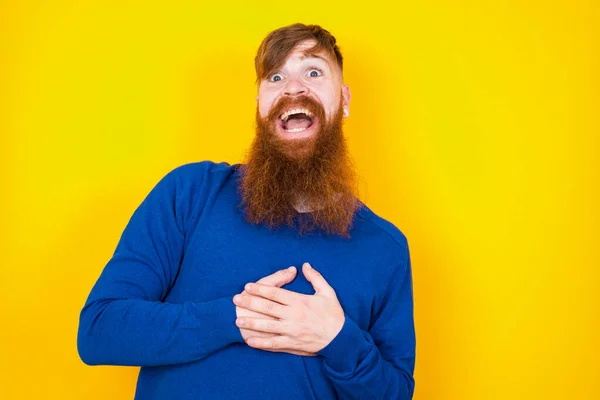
[322,93,341,117]
[258,96,276,119]
[257,86,277,118]
[315,84,342,117]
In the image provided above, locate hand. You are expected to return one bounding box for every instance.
[233,262,345,355]
[235,266,315,356]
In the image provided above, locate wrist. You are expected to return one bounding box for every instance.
[316,314,371,371]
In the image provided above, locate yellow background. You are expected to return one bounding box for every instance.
[1,1,598,399]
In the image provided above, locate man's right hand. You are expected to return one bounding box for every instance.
[235,266,315,356]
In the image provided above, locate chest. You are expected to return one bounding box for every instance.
[165,189,388,329]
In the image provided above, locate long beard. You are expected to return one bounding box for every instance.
[237,95,360,237]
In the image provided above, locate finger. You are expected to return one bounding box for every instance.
[302,262,334,295]
[233,293,288,319]
[246,335,294,351]
[244,283,304,306]
[237,306,278,320]
[256,266,297,288]
[239,329,277,340]
[236,316,288,334]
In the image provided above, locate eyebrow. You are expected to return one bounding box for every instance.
[263,52,331,80]
[299,52,329,64]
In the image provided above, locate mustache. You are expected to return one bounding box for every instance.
[266,95,326,123]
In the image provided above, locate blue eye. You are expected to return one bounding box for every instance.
[308,68,323,77]
[271,74,283,82]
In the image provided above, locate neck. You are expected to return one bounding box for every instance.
[292,193,313,213]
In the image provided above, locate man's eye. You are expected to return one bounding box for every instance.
[270,74,283,82]
[308,69,322,77]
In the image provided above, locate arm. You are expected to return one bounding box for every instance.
[77,165,244,367]
[317,246,416,399]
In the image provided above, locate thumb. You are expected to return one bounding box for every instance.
[256,266,297,288]
[302,262,334,295]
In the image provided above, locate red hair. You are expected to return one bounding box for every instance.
[255,23,343,84]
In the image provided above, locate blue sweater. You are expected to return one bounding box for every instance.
[78,161,416,399]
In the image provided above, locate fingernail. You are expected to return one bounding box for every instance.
[233,295,241,303]
[303,262,311,269]
[245,283,252,291]
[236,318,245,327]
[288,266,296,272]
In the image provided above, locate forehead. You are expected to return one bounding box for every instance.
[283,40,335,67]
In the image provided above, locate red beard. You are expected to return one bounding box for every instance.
[237,95,360,237]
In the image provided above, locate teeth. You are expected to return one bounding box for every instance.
[279,108,313,121]
[285,127,307,133]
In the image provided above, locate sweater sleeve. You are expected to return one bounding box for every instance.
[316,244,416,399]
[77,165,244,367]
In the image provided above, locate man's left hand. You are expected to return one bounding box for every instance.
[232,262,345,355]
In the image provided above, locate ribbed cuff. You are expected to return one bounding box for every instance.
[192,296,245,346]
[316,314,370,372]
[221,296,245,344]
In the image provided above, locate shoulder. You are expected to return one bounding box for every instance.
[357,203,408,251]
[157,160,239,190]
[147,160,238,205]
[355,203,409,259]
[151,160,238,231]
[166,160,237,180]
[355,205,413,312]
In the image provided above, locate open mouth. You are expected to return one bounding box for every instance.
[278,108,315,133]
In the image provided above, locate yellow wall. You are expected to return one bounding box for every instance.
[1,1,598,398]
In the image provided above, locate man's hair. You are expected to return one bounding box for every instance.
[255,23,343,84]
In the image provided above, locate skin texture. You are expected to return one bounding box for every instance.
[234,266,316,356]
[257,40,350,127]
[234,263,345,355]
[255,38,350,172]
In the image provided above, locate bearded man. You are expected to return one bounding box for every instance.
[78,23,416,399]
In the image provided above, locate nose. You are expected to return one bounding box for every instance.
[283,77,309,97]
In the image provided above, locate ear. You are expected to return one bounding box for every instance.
[342,84,351,118]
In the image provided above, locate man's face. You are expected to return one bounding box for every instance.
[257,40,351,143]
[241,38,358,236]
